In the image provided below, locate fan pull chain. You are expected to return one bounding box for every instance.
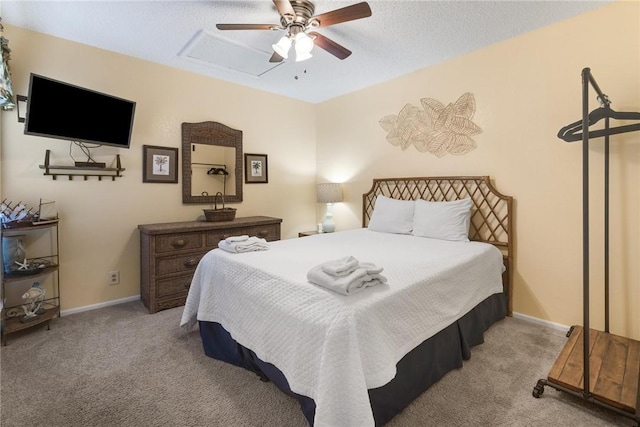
[294,68,308,80]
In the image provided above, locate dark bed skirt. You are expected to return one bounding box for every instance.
[199,292,507,426]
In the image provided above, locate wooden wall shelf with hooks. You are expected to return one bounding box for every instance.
[39,150,125,181]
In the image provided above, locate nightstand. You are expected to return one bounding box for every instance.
[298,230,321,237]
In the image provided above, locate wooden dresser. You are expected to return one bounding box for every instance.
[138,216,282,313]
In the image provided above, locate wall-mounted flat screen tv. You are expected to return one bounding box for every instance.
[24,73,136,148]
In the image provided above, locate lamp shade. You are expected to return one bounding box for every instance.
[295,51,313,62]
[317,183,343,203]
[272,36,292,59]
[294,32,314,62]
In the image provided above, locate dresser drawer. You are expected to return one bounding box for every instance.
[156,274,193,299]
[205,230,235,246]
[204,223,281,247]
[155,296,188,312]
[155,232,203,254]
[244,224,281,241]
[156,253,204,276]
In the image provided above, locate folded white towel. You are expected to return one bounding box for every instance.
[320,257,384,277]
[218,236,269,253]
[307,264,387,296]
[225,235,249,243]
[321,256,360,276]
[355,262,384,275]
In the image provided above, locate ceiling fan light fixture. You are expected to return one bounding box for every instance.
[295,32,314,53]
[295,51,313,62]
[294,32,314,61]
[218,0,372,63]
[272,35,292,59]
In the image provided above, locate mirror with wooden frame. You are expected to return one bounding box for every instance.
[182,121,243,204]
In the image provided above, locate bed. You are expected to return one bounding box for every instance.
[181,176,513,426]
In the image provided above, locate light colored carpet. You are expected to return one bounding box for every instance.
[0,300,635,426]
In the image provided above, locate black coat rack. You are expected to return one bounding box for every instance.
[533,68,640,426]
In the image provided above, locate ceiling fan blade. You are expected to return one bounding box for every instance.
[308,32,351,60]
[273,0,295,21]
[312,2,372,27]
[269,52,284,63]
[216,24,277,31]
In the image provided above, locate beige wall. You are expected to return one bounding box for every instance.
[2,2,638,340]
[317,1,640,339]
[1,26,317,311]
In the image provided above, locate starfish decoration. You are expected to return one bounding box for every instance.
[14,258,29,270]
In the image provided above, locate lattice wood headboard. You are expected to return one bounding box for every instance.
[362,176,514,315]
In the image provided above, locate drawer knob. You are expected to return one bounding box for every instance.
[257,230,268,238]
[172,239,186,248]
[220,234,230,241]
[184,258,198,267]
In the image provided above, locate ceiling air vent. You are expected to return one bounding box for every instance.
[179,30,281,77]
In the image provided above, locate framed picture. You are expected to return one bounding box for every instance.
[143,145,178,183]
[244,153,268,184]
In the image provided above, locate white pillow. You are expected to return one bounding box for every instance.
[367,195,415,234]
[412,198,473,241]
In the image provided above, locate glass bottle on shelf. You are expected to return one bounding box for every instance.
[2,235,26,274]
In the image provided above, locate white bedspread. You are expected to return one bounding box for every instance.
[181,228,504,427]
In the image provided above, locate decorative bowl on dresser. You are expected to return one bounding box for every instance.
[138,216,282,314]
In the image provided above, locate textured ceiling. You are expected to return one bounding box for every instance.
[2,1,611,104]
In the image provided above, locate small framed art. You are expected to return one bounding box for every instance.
[244,153,268,184]
[143,145,179,183]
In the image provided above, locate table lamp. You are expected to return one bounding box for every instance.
[317,183,343,233]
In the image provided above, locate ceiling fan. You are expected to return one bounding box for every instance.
[216,0,372,63]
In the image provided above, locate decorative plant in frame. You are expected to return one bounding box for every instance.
[379,92,481,157]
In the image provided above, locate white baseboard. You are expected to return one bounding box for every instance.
[60,295,140,317]
[512,311,572,333]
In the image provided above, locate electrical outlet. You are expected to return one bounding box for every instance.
[108,270,120,285]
